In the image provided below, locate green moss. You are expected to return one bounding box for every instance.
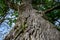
[21,22,28,32]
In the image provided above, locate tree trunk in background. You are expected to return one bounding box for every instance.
[4,0,60,40]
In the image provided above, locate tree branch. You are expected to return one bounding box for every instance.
[44,4,60,14]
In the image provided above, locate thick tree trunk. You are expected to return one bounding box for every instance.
[4,0,60,40]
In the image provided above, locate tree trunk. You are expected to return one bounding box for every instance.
[4,1,60,40]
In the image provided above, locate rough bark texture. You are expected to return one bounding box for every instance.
[16,8,60,40]
[4,6,60,40]
[4,0,60,40]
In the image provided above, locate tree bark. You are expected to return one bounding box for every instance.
[4,0,60,40]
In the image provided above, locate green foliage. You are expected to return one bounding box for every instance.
[0,0,18,27]
[45,9,60,23]
[32,0,42,5]
[32,0,58,10]
[8,11,18,27]
[12,11,18,17]
[11,0,22,5]
[45,7,60,30]
[0,0,8,17]
[45,0,54,4]
[8,19,12,27]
